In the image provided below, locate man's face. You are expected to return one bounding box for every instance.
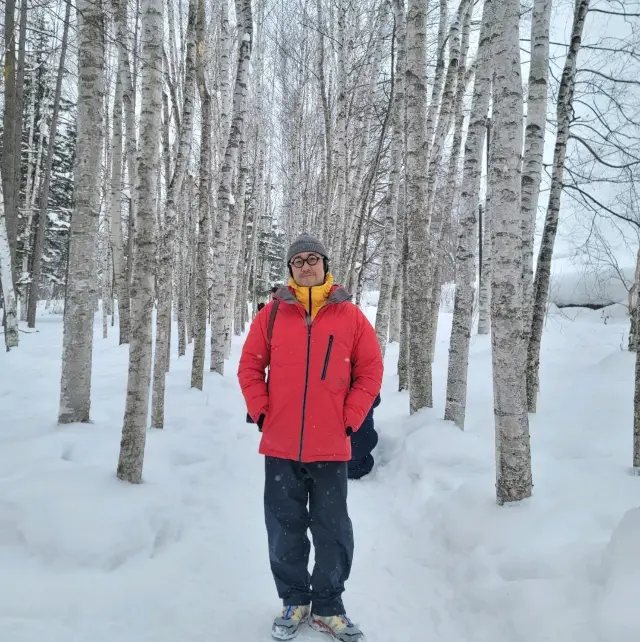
[290,252,325,287]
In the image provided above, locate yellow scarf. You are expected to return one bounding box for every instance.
[288,273,335,321]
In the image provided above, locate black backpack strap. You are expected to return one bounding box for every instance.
[267,298,279,345]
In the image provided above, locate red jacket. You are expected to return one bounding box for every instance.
[237,284,383,462]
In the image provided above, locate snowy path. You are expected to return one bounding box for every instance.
[0,314,475,642]
[2,307,640,642]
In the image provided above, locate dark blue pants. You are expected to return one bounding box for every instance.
[264,456,353,616]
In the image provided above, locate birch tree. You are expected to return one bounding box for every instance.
[521,0,553,329]
[634,266,640,469]
[58,0,105,424]
[190,0,212,391]
[526,0,590,413]
[210,0,253,376]
[151,0,197,428]
[113,0,139,344]
[374,0,405,356]
[0,180,19,350]
[109,70,129,345]
[444,0,493,429]
[117,0,163,483]
[490,0,532,504]
[405,0,432,413]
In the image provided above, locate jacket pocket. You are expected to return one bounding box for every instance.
[321,335,334,380]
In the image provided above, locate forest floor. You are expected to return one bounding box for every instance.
[1,303,639,642]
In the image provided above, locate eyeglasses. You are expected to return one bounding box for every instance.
[290,255,322,268]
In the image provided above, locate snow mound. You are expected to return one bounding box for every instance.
[596,508,640,642]
[1,466,184,570]
[549,261,634,308]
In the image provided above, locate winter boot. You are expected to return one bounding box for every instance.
[310,613,365,641]
[272,605,310,640]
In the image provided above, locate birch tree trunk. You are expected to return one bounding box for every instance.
[111,69,131,345]
[526,0,590,413]
[629,248,640,352]
[444,0,493,429]
[374,0,405,356]
[210,0,253,376]
[490,0,532,505]
[177,193,188,356]
[316,0,333,243]
[477,202,491,334]
[217,0,233,161]
[227,135,248,340]
[0,180,19,350]
[190,0,212,390]
[329,1,348,278]
[110,65,129,345]
[425,0,448,152]
[405,0,432,412]
[389,185,406,344]
[117,0,163,482]
[2,0,19,277]
[521,0,552,329]
[150,0,196,428]
[398,213,409,392]
[426,0,472,363]
[633,249,640,468]
[58,0,105,424]
[113,0,138,344]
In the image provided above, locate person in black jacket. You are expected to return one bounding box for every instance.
[348,394,380,479]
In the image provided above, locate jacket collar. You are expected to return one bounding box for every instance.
[274,277,352,306]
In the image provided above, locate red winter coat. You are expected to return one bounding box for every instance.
[237,285,383,463]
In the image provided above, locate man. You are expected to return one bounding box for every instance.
[238,233,383,642]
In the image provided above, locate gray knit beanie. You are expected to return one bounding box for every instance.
[286,233,329,264]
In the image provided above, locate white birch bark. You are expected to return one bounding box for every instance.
[426,0,472,363]
[210,0,252,376]
[316,0,333,243]
[58,0,105,424]
[490,0,532,505]
[190,0,212,390]
[477,198,492,334]
[227,135,248,341]
[329,0,348,279]
[634,247,640,468]
[109,71,130,345]
[389,193,405,345]
[398,209,409,392]
[444,0,493,429]
[151,0,197,428]
[425,0,448,151]
[113,0,137,344]
[374,0,405,356]
[177,186,188,356]
[0,179,19,350]
[405,0,432,412]
[117,0,163,483]
[526,0,590,413]
[521,0,552,330]
[217,0,233,160]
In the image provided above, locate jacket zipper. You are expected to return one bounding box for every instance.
[297,289,339,461]
[321,335,334,380]
[298,288,314,461]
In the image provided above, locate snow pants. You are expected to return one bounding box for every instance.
[264,456,354,616]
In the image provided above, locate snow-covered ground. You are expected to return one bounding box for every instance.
[1,304,639,642]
